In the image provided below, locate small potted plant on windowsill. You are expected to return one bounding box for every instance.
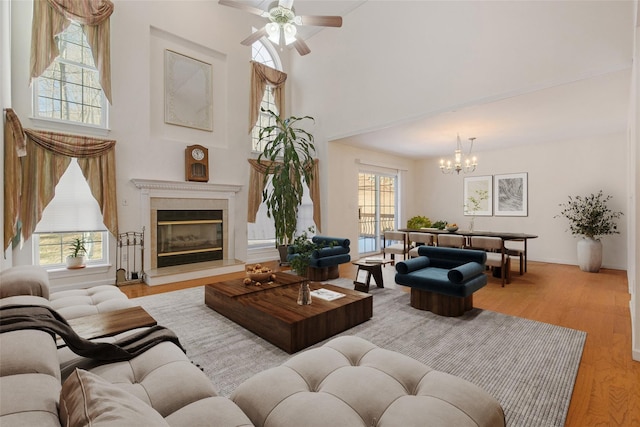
[66,237,87,269]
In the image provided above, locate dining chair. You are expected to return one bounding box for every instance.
[469,236,511,286]
[382,231,409,265]
[408,232,435,258]
[436,234,465,248]
[504,242,525,275]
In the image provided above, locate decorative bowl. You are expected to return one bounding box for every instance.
[248,271,273,282]
[446,226,459,232]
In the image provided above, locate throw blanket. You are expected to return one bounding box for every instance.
[0,304,185,362]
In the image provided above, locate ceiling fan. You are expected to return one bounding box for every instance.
[219,0,343,56]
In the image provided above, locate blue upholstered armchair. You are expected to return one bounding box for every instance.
[394,246,488,316]
[287,235,351,281]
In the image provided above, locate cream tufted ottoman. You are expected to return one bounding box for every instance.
[232,335,505,427]
[0,266,133,320]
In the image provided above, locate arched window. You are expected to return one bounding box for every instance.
[251,40,281,152]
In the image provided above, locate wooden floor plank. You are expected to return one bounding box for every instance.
[120,260,640,427]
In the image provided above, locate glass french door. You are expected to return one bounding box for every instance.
[358,172,398,255]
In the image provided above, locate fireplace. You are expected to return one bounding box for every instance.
[132,179,245,286]
[157,209,223,267]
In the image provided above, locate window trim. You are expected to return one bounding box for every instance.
[32,22,110,131]
[33,231,109,270]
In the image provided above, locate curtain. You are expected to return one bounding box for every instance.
[30,0,114,103]
[3,109,118,250]
[249,61,287,133]
[3,110,26,250]
[247,158,321,232]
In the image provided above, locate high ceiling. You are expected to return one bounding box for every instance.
[232,0,635,158]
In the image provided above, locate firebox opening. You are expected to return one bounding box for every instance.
[157,209,223,268]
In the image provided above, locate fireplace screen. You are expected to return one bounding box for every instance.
[157,209,222,268]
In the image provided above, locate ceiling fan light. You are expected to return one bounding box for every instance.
[283,23,297,45]
[279,0,294,10]
[266,22,280,44]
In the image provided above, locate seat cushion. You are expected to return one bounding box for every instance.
[232,335,504,427]
[50,285,133,320]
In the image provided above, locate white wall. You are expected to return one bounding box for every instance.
[324,142,418,252]
[416,133,628,269]
[6,1,271,287]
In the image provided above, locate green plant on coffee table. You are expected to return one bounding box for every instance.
[288,227,318,276]
[556,190,623,239]
[289,227,336,277]
[68,237,87,258]
[406,216,432,229]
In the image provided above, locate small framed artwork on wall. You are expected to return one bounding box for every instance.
[463,175,493,216]
[494,172,528,216]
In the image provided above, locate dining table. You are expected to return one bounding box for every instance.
[400,228,539,273]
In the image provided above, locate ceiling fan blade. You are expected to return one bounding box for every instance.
[218,0,268,17]
[241,27,268,46]
[292,38,311,56]
[297,15,342,27]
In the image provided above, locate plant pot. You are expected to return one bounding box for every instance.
[66,255,86,269]
[278,245,290,266]
[577,237,602,273]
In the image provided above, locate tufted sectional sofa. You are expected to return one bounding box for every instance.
[232,335,505,427]
[1,266,504,427]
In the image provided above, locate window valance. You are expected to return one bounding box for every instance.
[247,158,321,232]
[3,109,118,250]
[249,61,287,132]
[30,0,114,103]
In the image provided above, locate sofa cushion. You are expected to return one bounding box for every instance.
[0,329,62,427]
[395,256,430,274]
[311,245,349,258]
[60,368,169,427]
[232,335,504,427]
[50,285,133,320]
[312,235,350,248]
[309,253,351,268]
[447,261,485,283]
[0,265,50,299]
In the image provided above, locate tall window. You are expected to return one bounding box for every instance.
[33,159,108,268]
[358,172,398,255]
[33,22,108,129]
[251,40,281,152]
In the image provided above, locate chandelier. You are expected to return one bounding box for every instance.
[439,134,478,174]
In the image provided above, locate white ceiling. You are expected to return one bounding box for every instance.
[227,0,634,159]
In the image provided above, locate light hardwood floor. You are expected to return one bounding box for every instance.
[120,260,640,427]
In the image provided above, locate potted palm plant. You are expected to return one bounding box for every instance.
[257,109,316,264]
[66,237,87,269]
[556,190,623,272]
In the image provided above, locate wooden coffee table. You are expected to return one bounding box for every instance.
[58,306,157,346]
[204,272,373,353]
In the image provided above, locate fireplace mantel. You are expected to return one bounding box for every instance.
[131,178,244,285]
[132,179,242,194]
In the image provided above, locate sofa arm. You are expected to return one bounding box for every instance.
[0,266,50,299]
[395,257,430,274]
[447,262,485,284]
[312,236,350,248]
[311,246,349,259]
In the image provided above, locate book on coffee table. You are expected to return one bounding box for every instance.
[310,288,346,301]
[364,257,385,264]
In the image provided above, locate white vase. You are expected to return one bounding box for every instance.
[576,237,602,273]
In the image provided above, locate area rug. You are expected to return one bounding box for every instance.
[133,279,586,427]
